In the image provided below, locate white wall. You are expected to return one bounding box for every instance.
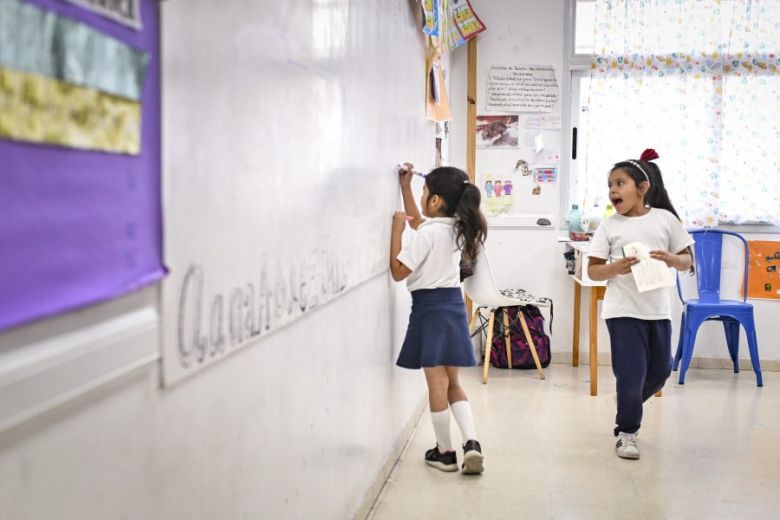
[450,0,780,370]
[0,278,423,519]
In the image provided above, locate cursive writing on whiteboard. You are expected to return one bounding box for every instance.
[176,249,350,369]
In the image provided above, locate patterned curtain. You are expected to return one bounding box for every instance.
[582,0,780,227]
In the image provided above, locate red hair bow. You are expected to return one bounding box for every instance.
[640,148,659,162]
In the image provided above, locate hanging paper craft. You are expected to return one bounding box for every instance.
[420,0,439,36]
[441,0,486,51]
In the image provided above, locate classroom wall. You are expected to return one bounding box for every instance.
[0,280,423,519]
[450,0,780,370]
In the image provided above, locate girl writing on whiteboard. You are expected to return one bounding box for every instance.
[390,163,487,474]
[587,149,694,460]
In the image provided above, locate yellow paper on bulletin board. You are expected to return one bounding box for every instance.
[745,241,780,300]
[0,68,141,155]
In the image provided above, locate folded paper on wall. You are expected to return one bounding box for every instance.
[0,67,141,154]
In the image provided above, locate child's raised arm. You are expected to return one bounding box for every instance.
[389,211,412,281]
[399,163,424,229]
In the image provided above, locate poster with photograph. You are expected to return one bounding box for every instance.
[476,115,519,148]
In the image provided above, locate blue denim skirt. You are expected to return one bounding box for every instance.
[396,288,477,369]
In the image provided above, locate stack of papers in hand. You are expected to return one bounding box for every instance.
[622,242,674,293]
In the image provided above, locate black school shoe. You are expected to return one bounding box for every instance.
[424,445,458,472]
[461,439,484,475]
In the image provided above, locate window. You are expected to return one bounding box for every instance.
[565,0,780,227]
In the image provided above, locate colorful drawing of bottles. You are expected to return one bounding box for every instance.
[485,175,493,198]
[503,180,513,196]
[494,180,503,197]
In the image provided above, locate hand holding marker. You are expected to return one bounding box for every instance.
[397,163,426,178]
[397,163,421,222]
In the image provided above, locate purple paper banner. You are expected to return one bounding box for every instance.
[0,0,165,331]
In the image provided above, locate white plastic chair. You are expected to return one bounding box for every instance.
[463,248,550,383]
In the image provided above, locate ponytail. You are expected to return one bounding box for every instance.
[454,183,488,262]
[424,167,488,263]
[642,160,681,219]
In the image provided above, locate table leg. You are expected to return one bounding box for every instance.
[589,287,598,396]
[572,281,581,366]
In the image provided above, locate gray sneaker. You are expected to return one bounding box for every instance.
[461,439,484,474]
[615,432,640,460]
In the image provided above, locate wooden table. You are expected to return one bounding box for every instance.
[571,275,606,396]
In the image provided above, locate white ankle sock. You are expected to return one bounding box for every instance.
[450,400,477,443]
[430,409,453,452]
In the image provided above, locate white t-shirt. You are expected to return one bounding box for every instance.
[588,208,694,320]
[397,217,461,291]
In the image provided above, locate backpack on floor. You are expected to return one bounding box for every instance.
[489,305,551,369]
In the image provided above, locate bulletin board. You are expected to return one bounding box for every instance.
[746,241,780,300]
[0,0,165,331]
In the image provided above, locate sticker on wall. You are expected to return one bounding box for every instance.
[514,159,531,176]
[533,167,558,184]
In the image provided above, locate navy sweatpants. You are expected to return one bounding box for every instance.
[606,318,672,436]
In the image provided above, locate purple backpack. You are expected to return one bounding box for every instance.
[490,305,551,369]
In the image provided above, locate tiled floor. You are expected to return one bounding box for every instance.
[368,364,779,520]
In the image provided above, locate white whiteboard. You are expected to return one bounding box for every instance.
[161,0,434,384]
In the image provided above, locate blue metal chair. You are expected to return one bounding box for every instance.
[673,229,762,386]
